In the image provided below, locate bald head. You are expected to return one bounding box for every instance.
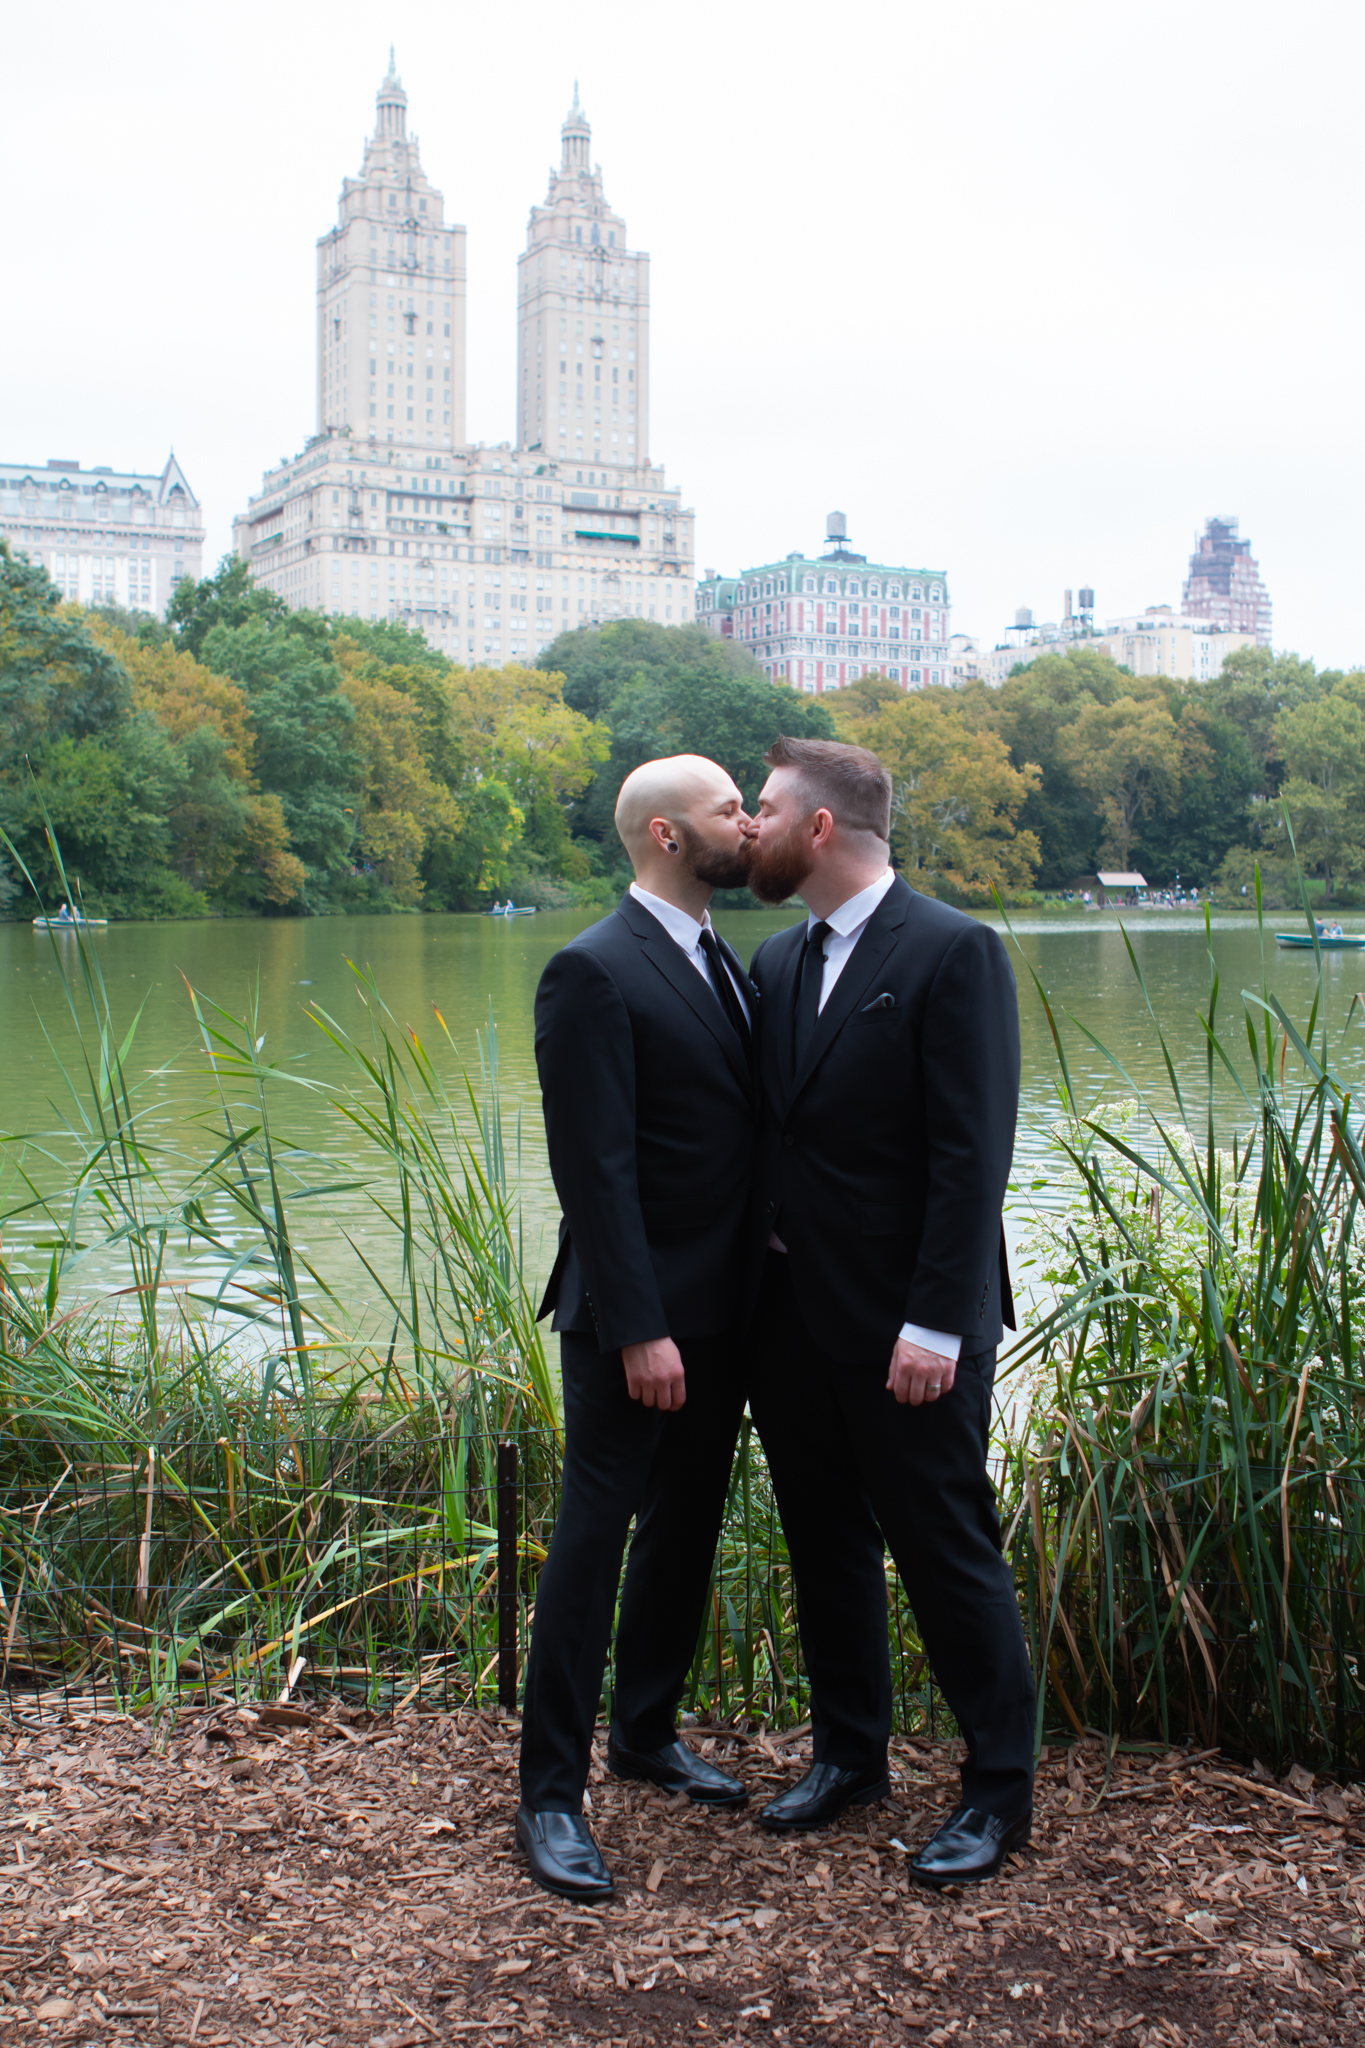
[615,755,741,864]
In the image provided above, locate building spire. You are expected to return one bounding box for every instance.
[376,49,408,140]
[561,82,591,174]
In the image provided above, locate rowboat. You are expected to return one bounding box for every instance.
[483,905,538,917]
[33,916,109,931]
[1275,932,1365,950]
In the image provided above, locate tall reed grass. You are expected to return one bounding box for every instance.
[999,864,1365,1772]
[0,829,946,1734]
[0,827,566,1714]
[13,816,1357,1770]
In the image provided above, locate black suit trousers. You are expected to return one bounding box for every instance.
[518,1329,746,1810]
[748,1255,1035,1816]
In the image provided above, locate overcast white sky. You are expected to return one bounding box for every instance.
[5,0,1362,665]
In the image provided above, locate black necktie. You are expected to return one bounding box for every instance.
[698,927,752,1054]
[793,920,833,1067]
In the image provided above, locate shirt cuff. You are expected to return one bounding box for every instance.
[898,1322,962,1362]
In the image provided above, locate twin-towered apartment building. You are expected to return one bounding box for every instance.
[230,61,692,662]
[2,59,947,691]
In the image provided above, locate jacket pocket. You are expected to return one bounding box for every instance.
[859,1203,915,1236]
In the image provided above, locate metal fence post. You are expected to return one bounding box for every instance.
[497,1439,519,1712]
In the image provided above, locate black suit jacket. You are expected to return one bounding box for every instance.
[535,892,762,1353]
[750,876,1019,1363]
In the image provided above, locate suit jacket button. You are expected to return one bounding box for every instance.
[782,1132,795,1149]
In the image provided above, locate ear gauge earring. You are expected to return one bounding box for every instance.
[666,841,679,853]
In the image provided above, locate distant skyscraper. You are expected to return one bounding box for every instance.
[516,88,650,469]
[235,66,693,660]
[315,53,468,453]
[1182,517,1271,647]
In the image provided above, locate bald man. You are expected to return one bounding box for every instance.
[517,756,763,1900]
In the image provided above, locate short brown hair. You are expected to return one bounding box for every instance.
[763,735,892,839]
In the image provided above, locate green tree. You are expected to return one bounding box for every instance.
[200,617,360,903]
[2,722,204,918]
[167,554,288,659]
[1060,693,1183,873]
[87,619,304,909]
[447,664,608,873]
[339,670,460,906]
[835,687,1041,897]
[0,541,131,757]
[1131,703,1257,887]
[1208,648,1323,796]
[548,626,837,848]
[539,619,764,723]
[1274,676,1365,896]
[984,649,1128,886]
[0,544,203,916]
[421,779,524,904]
[333,615,454,676]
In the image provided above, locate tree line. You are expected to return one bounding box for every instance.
[946,644,1365,903]
[1,538,1358,917]
[0,546,831,919]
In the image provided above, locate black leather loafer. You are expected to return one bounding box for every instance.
[906,1804,1032,1889]
[758,1760,889,1832]
[608,1735,748,1806]
[515,1807,615,1901]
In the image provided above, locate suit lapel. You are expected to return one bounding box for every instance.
[789,878,913,1103]
[615,896,752,1094]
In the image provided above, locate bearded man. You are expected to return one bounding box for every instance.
[742,734,1035,1889]
[517,754,763,1900]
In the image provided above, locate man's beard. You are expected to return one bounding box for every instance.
[677,822,754,891]
[745,816,815,904]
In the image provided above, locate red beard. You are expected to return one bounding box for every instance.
[745,817,814,905]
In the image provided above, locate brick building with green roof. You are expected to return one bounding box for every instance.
[696,515,949,695]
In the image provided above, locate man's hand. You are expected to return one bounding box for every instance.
[622,1337,687,1410]
[887,1338,957,1407]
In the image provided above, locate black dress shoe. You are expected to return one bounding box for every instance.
[758,1760,889,1832]
[515,1807,615,1901]
[608,1735,748,1807]
[906,1804,1032,1889]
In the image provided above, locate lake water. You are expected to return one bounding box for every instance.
[3,903,1362,1336]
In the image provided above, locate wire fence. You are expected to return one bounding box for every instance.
[0,1427,956,1743]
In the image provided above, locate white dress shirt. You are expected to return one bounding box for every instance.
[806,868,897,1011]
[628,883,751,1021]
[785,869,961,1364]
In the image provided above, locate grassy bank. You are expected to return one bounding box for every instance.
[2,856,1362,1772]
[999,874,1365,1773]
[0,898,943,1737]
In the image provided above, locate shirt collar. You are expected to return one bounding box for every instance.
[808,868,896,938]
[629,880,711,954]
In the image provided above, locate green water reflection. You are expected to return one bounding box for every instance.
[3,905,1362,1327]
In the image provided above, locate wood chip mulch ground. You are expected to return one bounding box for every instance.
[1,1706,1362,2046]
